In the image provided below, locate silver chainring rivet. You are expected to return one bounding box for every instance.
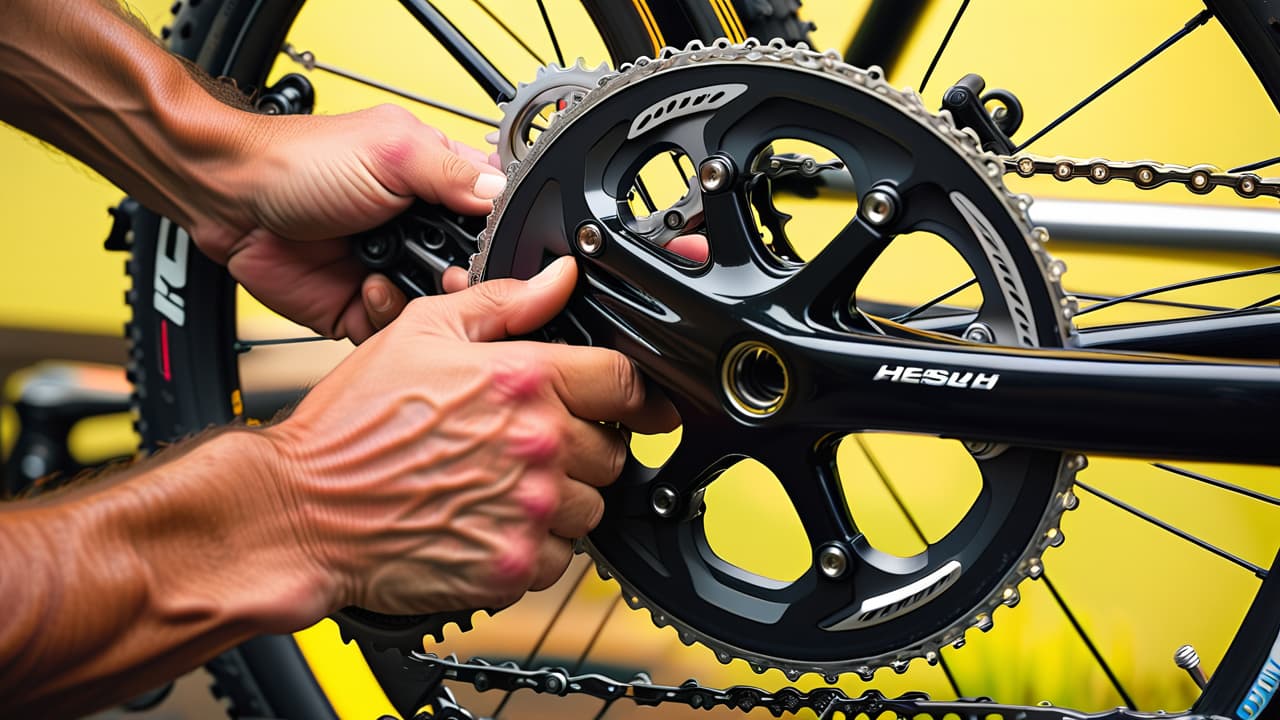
[699,156,734,193]
[860,186,899,228]
[576,222,604,255]
[651,485,679,518]
[817,544,850,580]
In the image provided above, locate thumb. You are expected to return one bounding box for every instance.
[396,132,506,216]
[425,256,578,341]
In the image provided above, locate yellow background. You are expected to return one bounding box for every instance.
[3,1,1279,717]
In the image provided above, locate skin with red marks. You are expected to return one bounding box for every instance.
[0,2,681,716]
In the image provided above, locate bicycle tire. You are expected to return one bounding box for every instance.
[122,1,812,718]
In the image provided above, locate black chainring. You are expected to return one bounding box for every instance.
[476,46,1073,678]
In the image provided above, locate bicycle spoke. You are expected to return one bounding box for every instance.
[1014,10,1213,152]
[232,335,335,354]
[470,0,546,65]
[535,0,566,68]
[281,44,500,127]
[853,437,965,699]
[1230,155,1280,173]
[492,560,594,719]
[918,0,970,94]
[1073,264,1280,317]
[570,594,623,674]
[1042,573,1138,710]
[890,277,977,323]
[1152,463,1280,506]
[1072,291,1233,314]
[398,0,516,101]
[1243,291,1280,310]
[1076,481,1268,579]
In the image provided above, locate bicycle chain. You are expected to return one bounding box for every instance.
[400,651,1171,720]
[1004,154,1280,200]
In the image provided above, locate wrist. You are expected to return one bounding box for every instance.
[118,428,338,634]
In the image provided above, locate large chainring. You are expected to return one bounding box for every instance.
[470,39,1082,680]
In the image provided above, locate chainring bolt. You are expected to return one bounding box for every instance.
[860,186,900,228]
[963,322,995,344]
[651,485,679,518]
[699,156,735,192]
[817,543,850,580]
[576,222,605,255]
[663,210,684,230]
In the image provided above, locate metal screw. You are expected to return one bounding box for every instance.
[699,156,734,192]
[963,322,995,344]
[576,222,604,255]
[361,235,390,260]
[651,485,679,518]
[817,544,849,580]
[663,210,684,230]
[1174,644,1209,690]
[860,187,899,228]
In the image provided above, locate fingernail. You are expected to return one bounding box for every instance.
[473,172,506,200]
[529,256,571,288]
[366,284,390,312]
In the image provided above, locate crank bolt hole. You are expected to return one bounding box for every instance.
[817,543,850,580]
[859,186,899,228]
[651,485,680,518]
[721,341,790,418]
[576,222,605,256]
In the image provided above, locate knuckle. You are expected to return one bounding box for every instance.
[439,150,479,187]
[489,355,548,401]
[490,539,538,589]
[517,477,559,522]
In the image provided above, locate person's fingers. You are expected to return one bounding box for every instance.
[543,345,680,433]
[361,273,408,331]
[409,256,577,341]
[385,123,506,216]
[441,266,469,294]
[667,233,709,263]
[549,479,606,538]
[529,536,575,591]
[563,421,628,488]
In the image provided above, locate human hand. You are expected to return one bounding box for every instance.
[261,257,678,616]
[193,105,502,343]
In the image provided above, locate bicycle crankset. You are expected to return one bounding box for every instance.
[467,39,1084,680]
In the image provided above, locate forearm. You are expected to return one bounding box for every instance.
[0,0,256,239]
[0,429,329,717]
